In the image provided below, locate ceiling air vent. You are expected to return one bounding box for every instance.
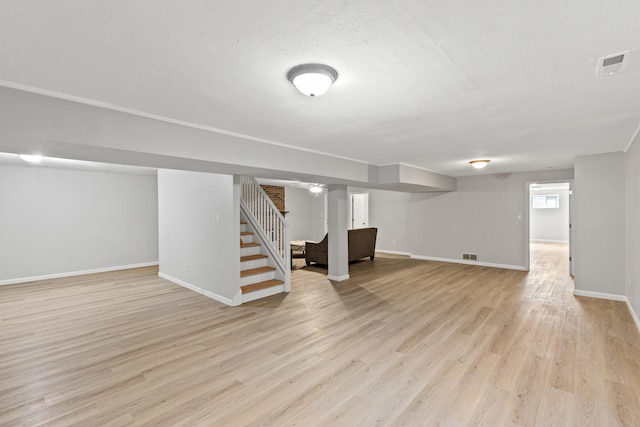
[603,54,624,67]
[597,51,629,76]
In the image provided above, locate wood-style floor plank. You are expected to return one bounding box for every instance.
[1,243,639,426]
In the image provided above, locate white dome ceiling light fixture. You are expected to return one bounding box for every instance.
[469,159,490,169]
[287,64,338,97]
[309,184,323,194]
[18,154,44,163]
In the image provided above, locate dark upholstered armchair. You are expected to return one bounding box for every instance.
[305,227,377,267]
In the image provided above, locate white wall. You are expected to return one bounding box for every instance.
[408,169,574,269]
[0,164,158,283]
[284,186,315,241]
[158,169,239,304]
[364,189,411,254]
[310,192,327,242]
[530,188,570,242]
[289,186,412,253]
[573,153,626,296]
[626,136,640,323]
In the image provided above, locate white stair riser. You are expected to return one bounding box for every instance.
[241,258,268,270]
[241,234,255,244]
[240,246,261,256]
[242,284,285,303]
[240,223,246,232]
[240,271,275,286]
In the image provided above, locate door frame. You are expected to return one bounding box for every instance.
[348,191,369,230]
[524,179,574,272]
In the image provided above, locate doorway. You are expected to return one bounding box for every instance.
[349,193,369,229]
[527,181,573,275]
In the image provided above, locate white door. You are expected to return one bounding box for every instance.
[351,193,369,229]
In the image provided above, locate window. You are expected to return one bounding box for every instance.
[532,194,559,209]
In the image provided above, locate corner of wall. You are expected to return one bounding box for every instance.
[231,289,243,306]
[626,298,640,334]
[572,289,640,334]
[158,272,236,306]
[232,175,242,304]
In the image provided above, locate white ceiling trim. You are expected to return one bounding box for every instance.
[376,161,445,175]
[0,79,370,166]
[0,85,456,192]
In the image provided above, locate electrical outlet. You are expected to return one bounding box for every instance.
[184,263,188,272]
[393,240,396,246]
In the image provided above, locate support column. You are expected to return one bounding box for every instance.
[327,184,349,281]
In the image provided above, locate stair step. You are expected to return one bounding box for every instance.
[240,231,253,236]
[241,242,260,248]
[240,221,247,225]
[241,279,284,294]
[240,266,276,277]
[240,245,260,256]
[240,254,268,262]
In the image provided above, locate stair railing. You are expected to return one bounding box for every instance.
[239,176,290,289]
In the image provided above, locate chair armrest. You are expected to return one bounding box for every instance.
[305,235,328,265]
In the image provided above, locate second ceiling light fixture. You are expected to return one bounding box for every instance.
[287,64,338,97]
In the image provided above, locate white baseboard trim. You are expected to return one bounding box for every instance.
[572,289,627,301]
[0,262,159,286]
[572,290,640,334]
[626,299,640,334]
[158,272,238,306]
[410,255,528,271]
[376,249,412,256]
[327,274,350,281]
[530,239,569,243]
[627,298,640,332]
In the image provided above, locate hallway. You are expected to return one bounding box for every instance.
[527,241,572,301]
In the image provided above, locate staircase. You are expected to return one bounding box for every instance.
[239,221,285,302]
[238,176,291,303]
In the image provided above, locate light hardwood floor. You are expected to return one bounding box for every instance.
[1,243,639,426]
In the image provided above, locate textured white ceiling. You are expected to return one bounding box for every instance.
[0,0,638,177]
